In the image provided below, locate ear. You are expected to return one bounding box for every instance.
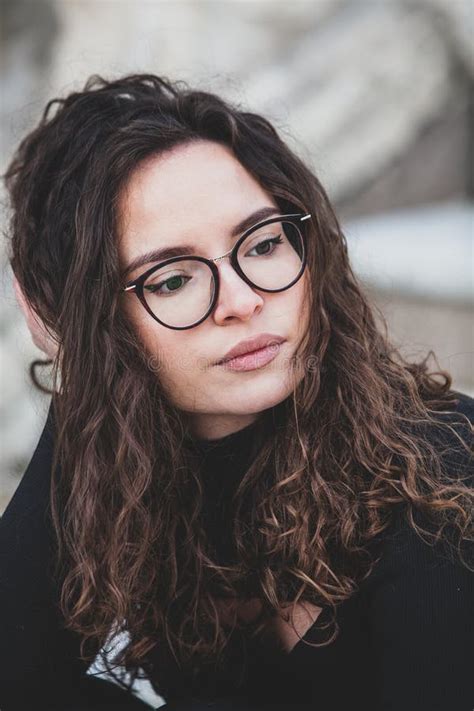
[12,273,58,359]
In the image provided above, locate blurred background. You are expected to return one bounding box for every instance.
[0,0,473,704]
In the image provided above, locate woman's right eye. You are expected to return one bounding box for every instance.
[146,274,190,295]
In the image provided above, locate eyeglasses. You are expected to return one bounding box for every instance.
[121,212,311,330]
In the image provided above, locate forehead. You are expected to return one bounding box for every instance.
[117,140,277,262]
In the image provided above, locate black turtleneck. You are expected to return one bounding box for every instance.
[0,392,473,711]
[185,417,264,568]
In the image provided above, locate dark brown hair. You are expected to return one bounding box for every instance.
[4,73,473,700]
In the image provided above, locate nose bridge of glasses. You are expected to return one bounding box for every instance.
[211,245,256,297]
[211,245,234,263]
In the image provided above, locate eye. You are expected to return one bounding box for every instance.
[145,274,191,296]
[245,235,283,257]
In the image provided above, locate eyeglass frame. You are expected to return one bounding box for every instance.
[121,212,311,330]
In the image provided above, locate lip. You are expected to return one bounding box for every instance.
[215,333,286,366]
[217,342,285,372]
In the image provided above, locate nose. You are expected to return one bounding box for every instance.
[211,259,264,325]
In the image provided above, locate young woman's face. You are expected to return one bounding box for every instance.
[118,140,309,439]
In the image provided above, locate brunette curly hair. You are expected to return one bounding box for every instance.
[4,73,473,699]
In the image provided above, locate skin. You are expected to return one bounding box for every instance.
[118,139,310,441]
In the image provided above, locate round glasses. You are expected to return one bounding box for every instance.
[122,213,311,330]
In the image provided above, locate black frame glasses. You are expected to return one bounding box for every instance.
[121,212,311,330]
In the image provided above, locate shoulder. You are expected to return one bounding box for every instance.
[365,389,473,579]
[429,391,474,487]
[455,389,474,418]
[421,388,474,439]
[432,388,474,427]
[0,399,56,525]
[450,388,474,420]
[415,389,474,489]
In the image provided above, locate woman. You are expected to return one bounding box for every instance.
[1,74,472,711]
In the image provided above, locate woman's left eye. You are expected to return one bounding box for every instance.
[247,235,283,256]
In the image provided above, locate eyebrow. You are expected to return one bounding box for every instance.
[122,205,282,279]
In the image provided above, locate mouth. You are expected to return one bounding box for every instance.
[215,339,286,372]
[216,333,286,366]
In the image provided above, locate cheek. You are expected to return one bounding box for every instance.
[122,296,209,378]
[123,299,173,366]
[121,299,209,409]
[133,317,202,388]
[138,324,180,373]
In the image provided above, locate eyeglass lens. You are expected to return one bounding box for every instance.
[141,220,305,328]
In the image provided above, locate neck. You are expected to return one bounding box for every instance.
[184,411,261,441]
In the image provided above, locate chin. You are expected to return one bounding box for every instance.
[220,379,293,414]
